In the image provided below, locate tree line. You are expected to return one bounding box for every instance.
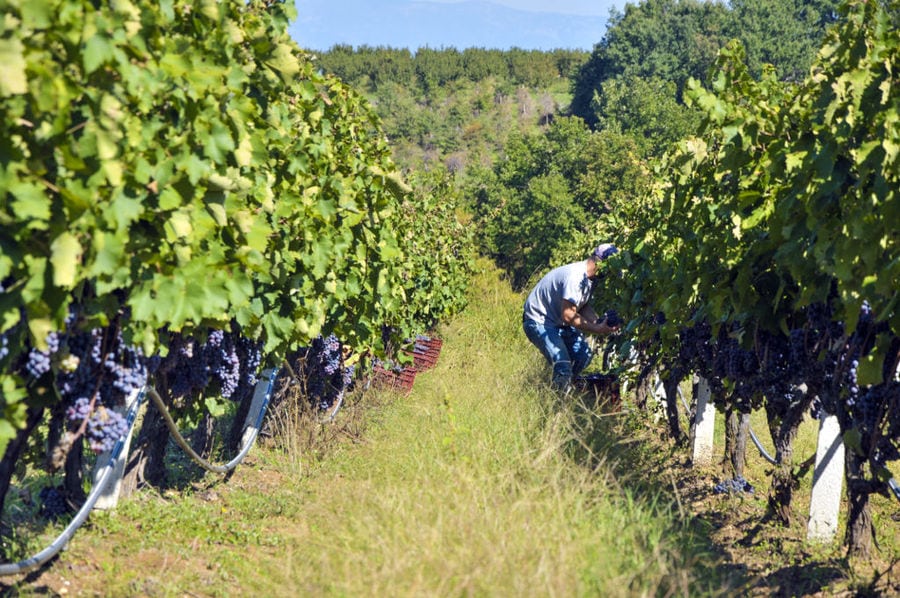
[312,45,589,93]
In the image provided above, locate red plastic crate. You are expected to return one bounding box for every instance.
[372,363,417,394]
[574,373,621,412]
[403,336,443,372]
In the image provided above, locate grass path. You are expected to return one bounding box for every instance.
[11,263,726,596]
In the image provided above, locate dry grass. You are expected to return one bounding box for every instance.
[16,261,897,596]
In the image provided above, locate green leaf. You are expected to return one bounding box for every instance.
[182,154,208,185]
[158,187,182,210]
[0,39,28,96]
[21,0,54,28]
[110,193,144,230]
[265,42,301,82]
[165,211,193,240]
[10,181,51,222]
[205,396,227,418]
[50,232,83,289]
[203,121,235,164]
[83,35,114,75]
[88,231,125,277]
[857,351,885,386]
[206,202,227,227]
[28,318,54,351]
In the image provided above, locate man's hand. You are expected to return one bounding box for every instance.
[562,301,619,335]
[596,318,620,335]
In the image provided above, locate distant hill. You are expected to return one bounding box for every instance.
[290,0,612,52]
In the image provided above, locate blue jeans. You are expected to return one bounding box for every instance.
[522,317,593,390]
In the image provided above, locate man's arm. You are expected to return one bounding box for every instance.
[561,300,617,335]
[579,303,600,324]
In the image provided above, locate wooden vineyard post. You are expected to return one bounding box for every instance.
[807,412,845,542]
[691,377,716,467]
[92,386,144,510]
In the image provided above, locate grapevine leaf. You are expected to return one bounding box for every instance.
[0,39,28,96]
[28,318,54,351]
[265,42,301,82]
[857,351,885,387]
[158,187,182,210]
[50,232,82,289]
[83,35,113,75]
[202,120,235,164]
[88,231,125,277]
[10,181,51,222]
[204,396,227,418]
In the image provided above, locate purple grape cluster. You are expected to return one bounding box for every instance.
[38,486,69,520]
[713,475,754,494]
[604,309,623,327]
[300,334,354,411]
[156,327,262,404]
[85,406,130,453]
[24,331,60,378]
[0,333,10,363]
[668,297,899,507]
[8,315,152,461]
[67,397,92,422]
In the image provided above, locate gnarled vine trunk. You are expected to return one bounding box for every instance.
[633,362,656,412]
[663,372,685,446]
[0,405,44,514]
[765,403,799,525]
[722,407,749,478]
[120,401,169,496]
[844,452,874,558]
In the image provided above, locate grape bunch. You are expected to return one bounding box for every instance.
[301,334,353,411]
[203,329,241,399]
[24,331,59,378]
[85,406,130,453]
[713,475,755,494]
[160,336,210,398]
[38,486,69,520]
[604,309,623,327]
[157,327,262,404]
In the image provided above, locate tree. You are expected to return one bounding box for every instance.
[592,75,701,158]
[570,0,731,125]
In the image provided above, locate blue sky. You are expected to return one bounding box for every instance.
[290,0,628,52]
[421,0,613,15]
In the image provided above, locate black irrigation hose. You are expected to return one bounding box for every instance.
[148,368,278,474]
[748,426,779,465]
[0,386,147,577]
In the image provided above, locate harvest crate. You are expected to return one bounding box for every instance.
[573,373,620,411]
[403,335,443,372]
[372,363,417,394]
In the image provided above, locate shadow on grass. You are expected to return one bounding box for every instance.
[530,379,748,595]
[536,381,900,597]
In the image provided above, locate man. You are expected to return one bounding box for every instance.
[522,243,620,392]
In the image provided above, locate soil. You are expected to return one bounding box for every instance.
[649,449,900,597]
[3,394,899,597]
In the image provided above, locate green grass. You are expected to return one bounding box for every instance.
[2,262,741,595]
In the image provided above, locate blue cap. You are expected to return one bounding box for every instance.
[592,243,618,261]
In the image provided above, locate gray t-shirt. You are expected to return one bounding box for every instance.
[523,260,595,327]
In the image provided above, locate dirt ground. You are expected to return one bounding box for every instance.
[654,451,900,597]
